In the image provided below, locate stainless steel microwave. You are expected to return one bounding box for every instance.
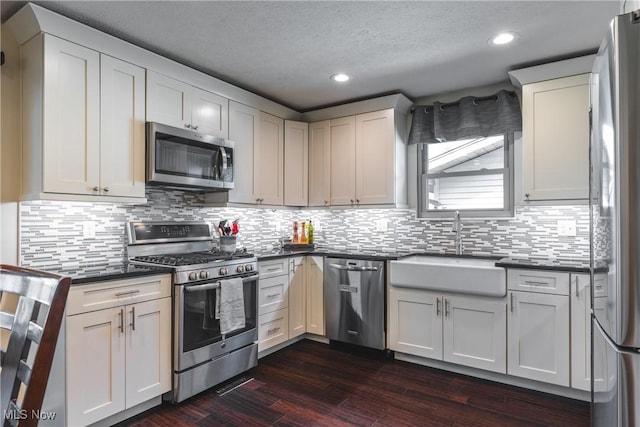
[146,122,234,191]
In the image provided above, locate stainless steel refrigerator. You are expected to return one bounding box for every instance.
[590,10,640,427]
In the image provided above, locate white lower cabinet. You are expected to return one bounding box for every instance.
[258,256,324,353]
[389,287,506,373]
[507,269,570,387]
[66,275,171,426]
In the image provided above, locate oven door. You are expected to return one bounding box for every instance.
[174,274,258,372]
[147,122,234,190]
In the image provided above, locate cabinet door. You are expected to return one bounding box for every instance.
[146,70,191,129]
[330,116,356,206]
[256,112,284,205]
[388,287,442,359]
[42,34,100,195]
[571,273,598,391]
[443,295,507,373]
[125,297,172,408]
[258,308,289,352]
[100,55,146,198]
[67,307,126,426]
[288,257,306,339]
[508,291,570,386]
[522,74,590,201]
[308,120,331,207]
[191,87,229,138]
[284,120,309,206]
[355,109,395,205]
[228,101,260,203]
[305,256,325,336]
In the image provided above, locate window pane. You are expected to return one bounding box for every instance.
[427,173,504,210]
[427,135,504,174]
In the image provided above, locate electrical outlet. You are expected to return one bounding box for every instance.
[82,221,96,239]
[557,220,576,237]
[376,219,389,232]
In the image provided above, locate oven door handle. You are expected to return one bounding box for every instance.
[183,275,257,292]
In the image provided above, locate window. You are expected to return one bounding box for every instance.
[418,134,514,218]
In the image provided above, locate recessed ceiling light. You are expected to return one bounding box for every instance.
[489,32,518,46]
[330,73,351,83]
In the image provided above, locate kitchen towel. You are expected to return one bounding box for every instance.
[218,278,245,334]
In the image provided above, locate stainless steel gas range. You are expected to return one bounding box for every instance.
[126,222,258,403]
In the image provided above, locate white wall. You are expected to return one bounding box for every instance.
[1,25,21,265]
[624,0,640,13]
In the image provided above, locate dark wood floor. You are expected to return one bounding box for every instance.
[121,340,590,427]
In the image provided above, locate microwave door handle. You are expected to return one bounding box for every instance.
[219,146,228,180]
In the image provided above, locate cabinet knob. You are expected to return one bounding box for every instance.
[350,199,354,204]
[192,125,199,131]
[184,123,192,129]
[103,187,110,193]
[324,200,328,205]
[525,193,530,200]
[356,199,360,204]
[92,186,99,192]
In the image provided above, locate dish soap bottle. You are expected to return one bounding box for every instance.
[307,220,314,244]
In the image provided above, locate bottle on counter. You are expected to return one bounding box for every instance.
[307,220,314,244]
[292,221,299,243]
[300,221,308,244]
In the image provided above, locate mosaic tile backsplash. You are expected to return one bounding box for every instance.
[19,188,590,270]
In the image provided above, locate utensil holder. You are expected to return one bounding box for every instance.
[220,236,237,252]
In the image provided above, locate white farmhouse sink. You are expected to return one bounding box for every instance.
[390,255,506,297]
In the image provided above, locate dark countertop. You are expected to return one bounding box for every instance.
[495,257,594,273]
[255,247,410,261]
[41,262,173,285]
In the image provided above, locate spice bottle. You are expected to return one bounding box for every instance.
[307,220,314,244]
[300,221,307,244]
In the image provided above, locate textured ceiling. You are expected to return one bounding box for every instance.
[1,1,621,111]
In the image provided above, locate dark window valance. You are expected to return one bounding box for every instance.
[408,90,522,144]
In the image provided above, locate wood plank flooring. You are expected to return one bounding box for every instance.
[121,340,590,427]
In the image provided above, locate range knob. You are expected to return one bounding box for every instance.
[188,272,198,281]
[236,265,245,273]
[245,264,253,272]
[219,267,228,276]
[199,271,209,279]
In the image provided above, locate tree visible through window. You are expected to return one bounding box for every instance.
[419,134,513,218]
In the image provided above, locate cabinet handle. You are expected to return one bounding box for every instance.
[92,186,99,192]
[119,308,124,333]
[103,187,110,193]
[510,293,514,312]
[115,289,140,297]
[266,293,280,299]
[436,298,441,316]
[267,327,280,334]
[184,123,192,129]
[575,278,579,298]
[130,306,136,331]
[193,125,199,131]
[444,299,450,317]
[524,280,548,286]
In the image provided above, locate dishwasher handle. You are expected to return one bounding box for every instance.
[328,263,379,272]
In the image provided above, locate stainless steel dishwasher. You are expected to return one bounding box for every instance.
[324,257,385,349]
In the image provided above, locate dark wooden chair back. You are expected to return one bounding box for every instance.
[1,265,71,427]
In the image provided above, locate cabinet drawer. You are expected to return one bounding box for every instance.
[67,274,171,315]
[258,308,289,352]
[507,269,570,295]
[259,259,289,278]
[259,275,288,315]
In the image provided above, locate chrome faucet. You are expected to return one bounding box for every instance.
[452,211,463,255]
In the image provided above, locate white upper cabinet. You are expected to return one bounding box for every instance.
[330,109,398,206]
[256,112,285,205]
[227,101,260,204]
[522,74,590,202]
[330,116,357,205]
[356,109,395,205]
[100,55,146,198]
[21,33,146,202]
[147,70,229,138]
[284,120,309,206]
[308,121,331,207]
